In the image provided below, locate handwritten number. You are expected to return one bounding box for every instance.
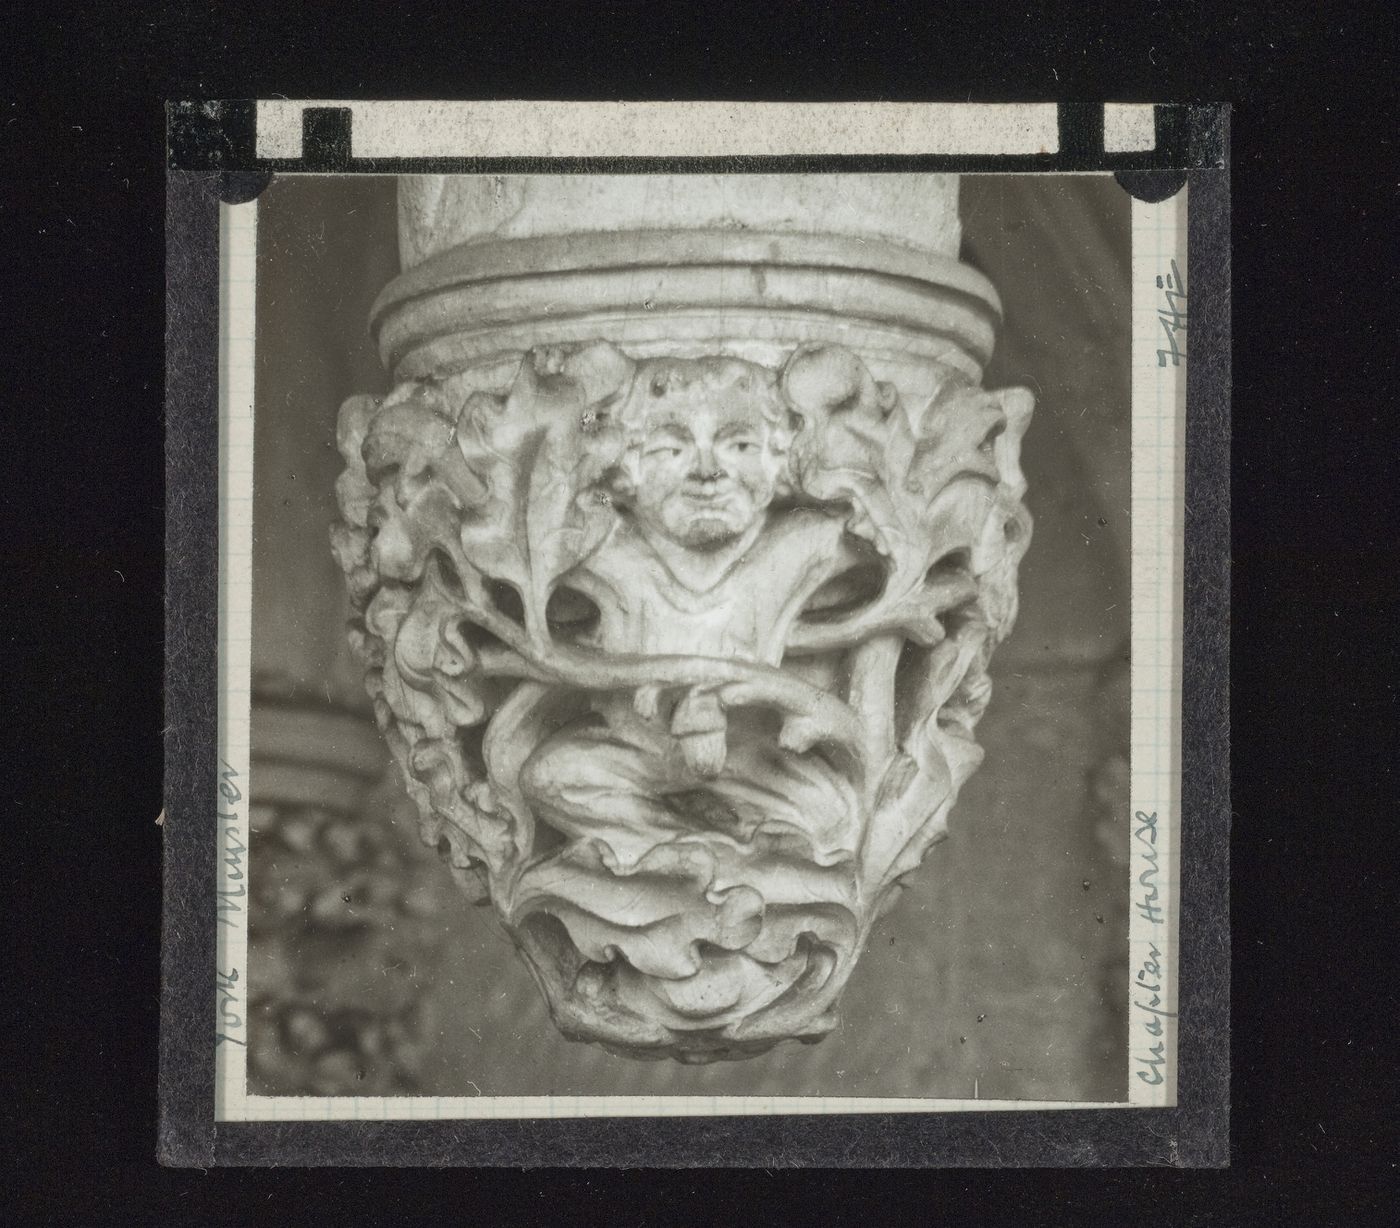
[1155,259,1188,367]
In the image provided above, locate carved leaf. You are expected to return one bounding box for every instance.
[450,346,635,644]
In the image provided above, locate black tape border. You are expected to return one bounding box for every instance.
[168,101,1224,177]
[160,120,1230,1168]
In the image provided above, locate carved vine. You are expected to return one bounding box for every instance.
[333,341,1032,1059]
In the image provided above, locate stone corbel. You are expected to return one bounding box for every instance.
[332,175,1033,1061]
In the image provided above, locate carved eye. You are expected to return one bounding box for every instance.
[646,445,682,460]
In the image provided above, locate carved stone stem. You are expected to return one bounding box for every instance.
[333,175,1032,1061]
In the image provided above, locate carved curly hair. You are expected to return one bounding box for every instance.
[606,355,798,501]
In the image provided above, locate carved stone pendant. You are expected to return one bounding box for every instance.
[332,177,1033,1061]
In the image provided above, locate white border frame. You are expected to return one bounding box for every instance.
[213,171,1186,1123]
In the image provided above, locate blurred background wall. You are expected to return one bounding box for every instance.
[246,173,1131,1101]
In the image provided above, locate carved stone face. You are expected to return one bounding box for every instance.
[629,359,784,550]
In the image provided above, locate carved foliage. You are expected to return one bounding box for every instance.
[333,341,1031,1059]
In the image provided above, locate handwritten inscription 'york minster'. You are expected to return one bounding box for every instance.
[216,762,247,1047]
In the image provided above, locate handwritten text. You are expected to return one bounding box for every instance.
[215,965,245,1047]
[1131,810,1175,1087]
[216,761,246,930]
[215,761,246,1049]
[1156,259,1188,367]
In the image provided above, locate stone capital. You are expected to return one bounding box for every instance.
[333,174,1033,1060]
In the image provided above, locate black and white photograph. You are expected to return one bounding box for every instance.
[223,159,1164,1113]
[14,0,1398,1208]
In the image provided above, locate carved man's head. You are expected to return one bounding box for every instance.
[618,357,793,550]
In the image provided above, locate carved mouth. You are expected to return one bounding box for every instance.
[683,489,734,506]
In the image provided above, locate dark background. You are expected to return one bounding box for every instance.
[7,0,1395,1222]
[247,173,1131,1102]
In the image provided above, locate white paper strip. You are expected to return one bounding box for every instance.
[214,199,258,1118]
[256,100,1060,159]
[1105,103,1158,153]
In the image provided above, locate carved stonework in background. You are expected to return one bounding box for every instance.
[246,704,457,1094]
[329,175,1035,1060]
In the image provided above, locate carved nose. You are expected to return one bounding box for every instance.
[691,451,725,482]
